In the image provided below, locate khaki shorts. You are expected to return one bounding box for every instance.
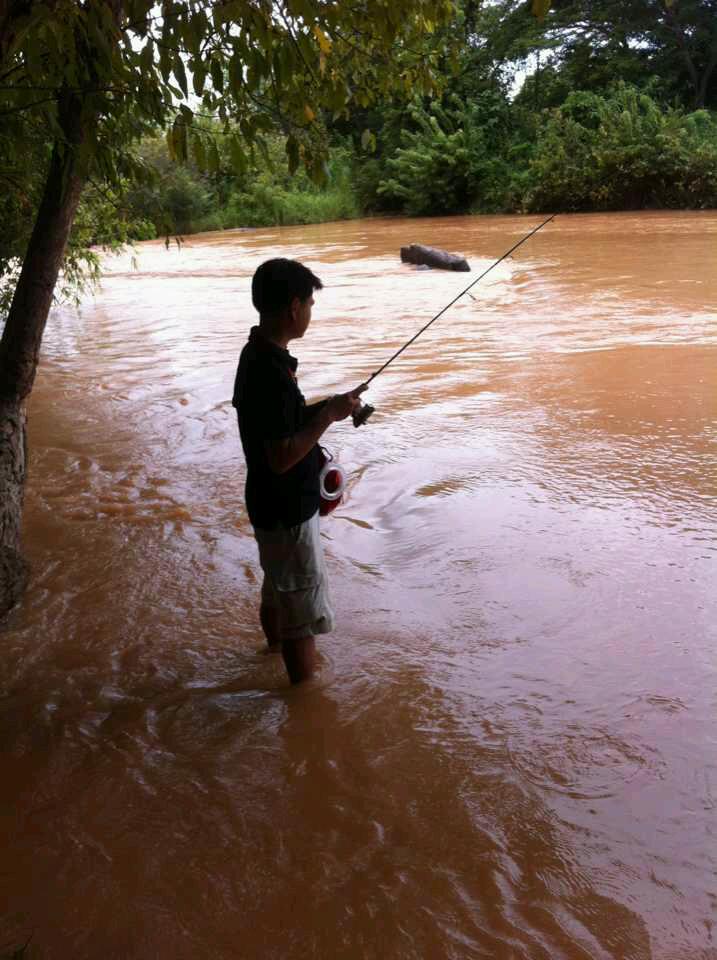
[254,511,334,639]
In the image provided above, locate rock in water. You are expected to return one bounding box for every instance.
[400,244,470,272]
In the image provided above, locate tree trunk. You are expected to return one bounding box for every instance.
[0,400,28,611]
[0,92,90,617]
[696,43,717,111]
[662,2,705,109]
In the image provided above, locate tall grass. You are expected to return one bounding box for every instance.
[193,183,359,233]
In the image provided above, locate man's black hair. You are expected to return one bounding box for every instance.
[252,258,323,318]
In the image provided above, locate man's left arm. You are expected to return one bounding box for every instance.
[264,386,366,475]
[304,399,329,422]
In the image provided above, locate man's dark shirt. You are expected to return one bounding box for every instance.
[232,326,323,530]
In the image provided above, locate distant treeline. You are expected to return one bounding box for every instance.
[81,0,717,242]
[111,83,716,242]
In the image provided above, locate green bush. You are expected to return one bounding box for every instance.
[525,84,717,211]
[122,134,360,235]
[374,93,529,215]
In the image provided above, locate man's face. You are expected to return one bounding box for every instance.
[290,294,314,339]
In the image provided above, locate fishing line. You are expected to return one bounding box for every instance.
[352,214,555,427]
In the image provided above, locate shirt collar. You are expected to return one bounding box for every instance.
[249,325,298,373]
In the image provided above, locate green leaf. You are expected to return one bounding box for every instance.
[140,41,153,73]
[207,139,221,173]
[193,64,206,97]
[159,45,171,82]
[174,56,188,97]
[166,124,176,160]
[312,26,332,54]
[229,55,244,96]
[191,133,206,169]
[210,59,224,93]
[177,119,188,162]
[361,129,376,152]
[531,0,551,19]
[229,135,247,174]
[285,135,300,174]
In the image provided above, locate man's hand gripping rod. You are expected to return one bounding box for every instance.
[351,214,555,427]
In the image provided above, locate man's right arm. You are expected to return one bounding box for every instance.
[264,385,366,475]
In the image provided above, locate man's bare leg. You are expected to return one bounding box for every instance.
[282,634,316,684]
[260,603,281,651]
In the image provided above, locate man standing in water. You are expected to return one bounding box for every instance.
[232,258,366,684]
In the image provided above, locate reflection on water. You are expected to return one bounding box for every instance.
[1,212,715,959]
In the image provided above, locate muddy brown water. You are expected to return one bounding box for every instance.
[2,212,716,959]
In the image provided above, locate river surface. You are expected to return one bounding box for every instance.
[2,212,716,959]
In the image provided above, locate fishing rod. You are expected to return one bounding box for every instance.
[351,214,555,427]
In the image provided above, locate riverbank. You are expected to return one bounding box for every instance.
[112,87,717,245]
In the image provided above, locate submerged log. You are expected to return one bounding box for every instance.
[400,244,470,272]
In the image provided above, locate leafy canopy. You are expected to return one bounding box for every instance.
[1,0,457,185]
[0,0,458,315]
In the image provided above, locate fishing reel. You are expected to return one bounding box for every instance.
[317,400,373,517]
[318,446,346,516]
[352,401,375,428]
